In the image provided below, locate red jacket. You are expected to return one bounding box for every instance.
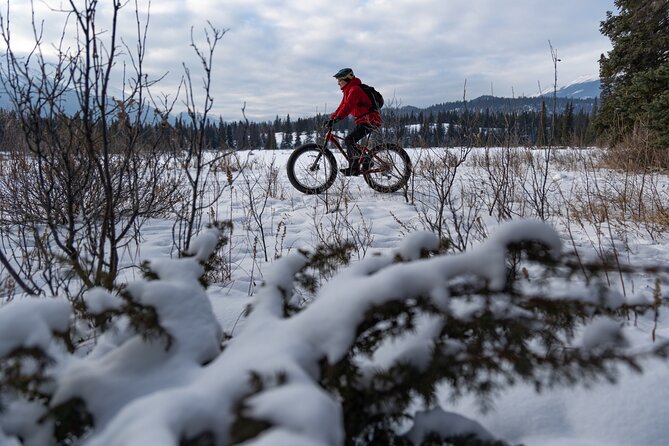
[331,77,382,126]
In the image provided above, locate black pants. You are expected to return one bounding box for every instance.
[344,123,376,162]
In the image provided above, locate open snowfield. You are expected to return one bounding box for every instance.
[2,145,669,445]
[131,146,669,446]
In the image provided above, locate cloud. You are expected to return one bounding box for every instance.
[1,0,615,121]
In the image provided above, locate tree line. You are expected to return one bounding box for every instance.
[0,2,663,157]
[0,96,600,153]
[1,2,666,155]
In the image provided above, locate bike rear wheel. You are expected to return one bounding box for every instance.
[286,143,338,194]
[363,143,412,193]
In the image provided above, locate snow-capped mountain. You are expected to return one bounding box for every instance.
[545,76,601,99]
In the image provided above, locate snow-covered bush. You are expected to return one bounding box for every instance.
[0,220,667,445]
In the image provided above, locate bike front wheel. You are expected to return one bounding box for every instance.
[363,143,412,193]
[286,143,338,194]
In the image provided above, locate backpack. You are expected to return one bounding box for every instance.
[359,83,384,111]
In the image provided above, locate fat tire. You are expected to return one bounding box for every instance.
[287,144,338,194]
[363,144,412,193]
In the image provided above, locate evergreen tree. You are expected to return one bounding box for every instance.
[585,97,599,144]
[235,122,249,150]
[226,125,235,149]
[264,128,277,150]
[247,123,260,149]
[281,114,294,149]
[559,101,574,146]
[597,0,669,149]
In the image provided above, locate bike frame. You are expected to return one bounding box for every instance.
[289,127,411,194]
[321,130,382,174]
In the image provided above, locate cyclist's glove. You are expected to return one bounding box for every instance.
[324,118,337,129]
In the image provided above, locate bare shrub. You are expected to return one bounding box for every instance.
[470,148,526,220]
[603,121,669,171]
[412,148,488,252]
[171,24,235,255]
[549,148,596,171]
[561,153,669,241]
[238,156,283,263]
[0,2,183,295]
[520,147,557,221]
[308,181,374,261]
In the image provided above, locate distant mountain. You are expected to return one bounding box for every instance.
[0,82,142,117]
[386,78,600,117]
[0,85,13,110]
[390,95,596,117]
[546,77,601,99]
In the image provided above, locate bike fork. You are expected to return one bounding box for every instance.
[309,151,324,172]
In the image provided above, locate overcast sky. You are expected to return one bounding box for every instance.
[1,0,616,122]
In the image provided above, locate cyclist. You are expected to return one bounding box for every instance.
[324,68,382,176]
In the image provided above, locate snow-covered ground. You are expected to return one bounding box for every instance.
[1,146,668,445]
[245,149,669,446]
[139,147,669,445]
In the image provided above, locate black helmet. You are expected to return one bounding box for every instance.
[333,68,354,81]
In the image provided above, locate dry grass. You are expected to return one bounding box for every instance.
[601,123,669,172]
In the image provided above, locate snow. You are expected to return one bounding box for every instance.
[242,383,344,445]
[453,357,669,446]
[405,407,496,444]
[0,298,71,356]
[579,317,627,352]
[83,288,124,315]
[1,147,669,446]
[397,231,440,261]
[540,74,599,95]
[185,226,223,261]
[363,314,444,373]
[238,429,328,446]
[564,74,599,85]
[50,232,225,432]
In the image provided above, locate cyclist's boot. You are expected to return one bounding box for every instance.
[340,160,360,176]
[341,142,362,175]
[360,155,373,171]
